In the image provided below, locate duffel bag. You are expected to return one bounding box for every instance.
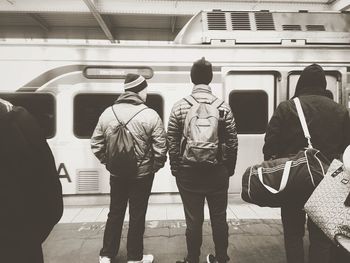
[241,97,330,207]
[241,147,329,207]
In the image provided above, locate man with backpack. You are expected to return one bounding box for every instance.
[167,58,238,263]
[0,98,63,263]
[91,74,167,263]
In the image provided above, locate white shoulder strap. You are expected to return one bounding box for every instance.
[293,97,313,149]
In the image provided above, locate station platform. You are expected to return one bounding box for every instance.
[42,194,309,263]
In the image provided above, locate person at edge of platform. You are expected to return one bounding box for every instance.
[0,98,63,263]
[263,63,350,263]
[167,57,238,263]
[91,73,167,263]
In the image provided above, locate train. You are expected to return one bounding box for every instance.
[0,10,350,198]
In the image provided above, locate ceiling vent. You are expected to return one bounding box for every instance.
[76,169,100,194]
[306,25,326,31]
[207,12,227,30]
[283,25,302,31]
[231,12,251,30]
[255,12,275,30]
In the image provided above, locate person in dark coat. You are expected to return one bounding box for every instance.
[167,58,238,263]
[0,98,63,263]
[263,64,350,263]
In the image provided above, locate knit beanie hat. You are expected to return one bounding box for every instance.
[124,73,147,93]
[190,57,213,85]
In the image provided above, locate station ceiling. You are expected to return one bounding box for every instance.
[0,0,349,42]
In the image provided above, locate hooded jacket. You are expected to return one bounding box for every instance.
[167,84,238,176]
[91,92,167,179]
[263,64,350,160]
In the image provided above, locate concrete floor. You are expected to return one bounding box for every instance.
[42,196,311,263]
[43,219,294,263]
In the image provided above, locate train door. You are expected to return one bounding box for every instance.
[222,69,278,193]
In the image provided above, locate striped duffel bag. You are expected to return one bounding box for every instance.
[241,148,330,208]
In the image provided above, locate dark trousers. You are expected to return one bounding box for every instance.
[176,166,230,263]
[100,174,154,261]
[281,206,334,263]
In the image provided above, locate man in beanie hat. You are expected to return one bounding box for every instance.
[263,64,350,263]
[91,73,167,263]
[167,58,238,263]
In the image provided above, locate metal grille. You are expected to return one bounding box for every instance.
[255,12,275,30]
[231,12,250,30]
[282,25,302,31]
[76,170,100,194]
[306,25,326,31]
[207,12,227,30]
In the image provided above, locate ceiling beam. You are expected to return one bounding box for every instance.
[82,0,116,43]
[27,13,49,32]
[0,0,331,14]
[330,0,350,10]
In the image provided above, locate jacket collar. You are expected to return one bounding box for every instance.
[114,91,145,105]
[192,84,212,94]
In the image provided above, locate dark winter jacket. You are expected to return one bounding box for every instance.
[263,64,350,160]
[91,92,167,178]
[167,84,238,176]
[0,99,63,263]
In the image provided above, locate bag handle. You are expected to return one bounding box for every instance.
[257,161,292,194]
[293,97,313,149]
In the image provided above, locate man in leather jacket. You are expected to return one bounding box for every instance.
[0,98,63,263]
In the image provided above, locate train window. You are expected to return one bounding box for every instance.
[74,93,164,138]
[229,90,268,134]
[0,93,55,138]
[288,71,340,102]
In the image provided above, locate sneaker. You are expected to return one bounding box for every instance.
[206,254,217,263]
[127,254,154,263]
[99,256,111,263]
[175,258,189,263]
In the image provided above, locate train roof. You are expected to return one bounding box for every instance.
[174,10,350,45]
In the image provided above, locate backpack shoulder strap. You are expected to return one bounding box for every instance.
[125,106,149,126]
[111,105,148,126]
[183,95,198,106]
[111,105,123,125]
[211,97,224,109]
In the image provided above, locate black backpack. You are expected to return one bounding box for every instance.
[106,105,148,176]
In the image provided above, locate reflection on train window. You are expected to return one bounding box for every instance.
[229,90,268,134]
[74,93,164,138]
[0,93,55,138]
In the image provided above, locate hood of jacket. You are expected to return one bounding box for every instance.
[114,91,145,105]
[293,64,327,98]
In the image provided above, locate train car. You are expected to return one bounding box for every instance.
[0,10,349,199]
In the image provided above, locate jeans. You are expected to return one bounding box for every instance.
[100,174,154,261]
[281,206,334,263]
[176,165,230,263]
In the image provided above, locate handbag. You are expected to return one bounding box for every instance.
[304,159,350,242]
[241,97,330,207]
